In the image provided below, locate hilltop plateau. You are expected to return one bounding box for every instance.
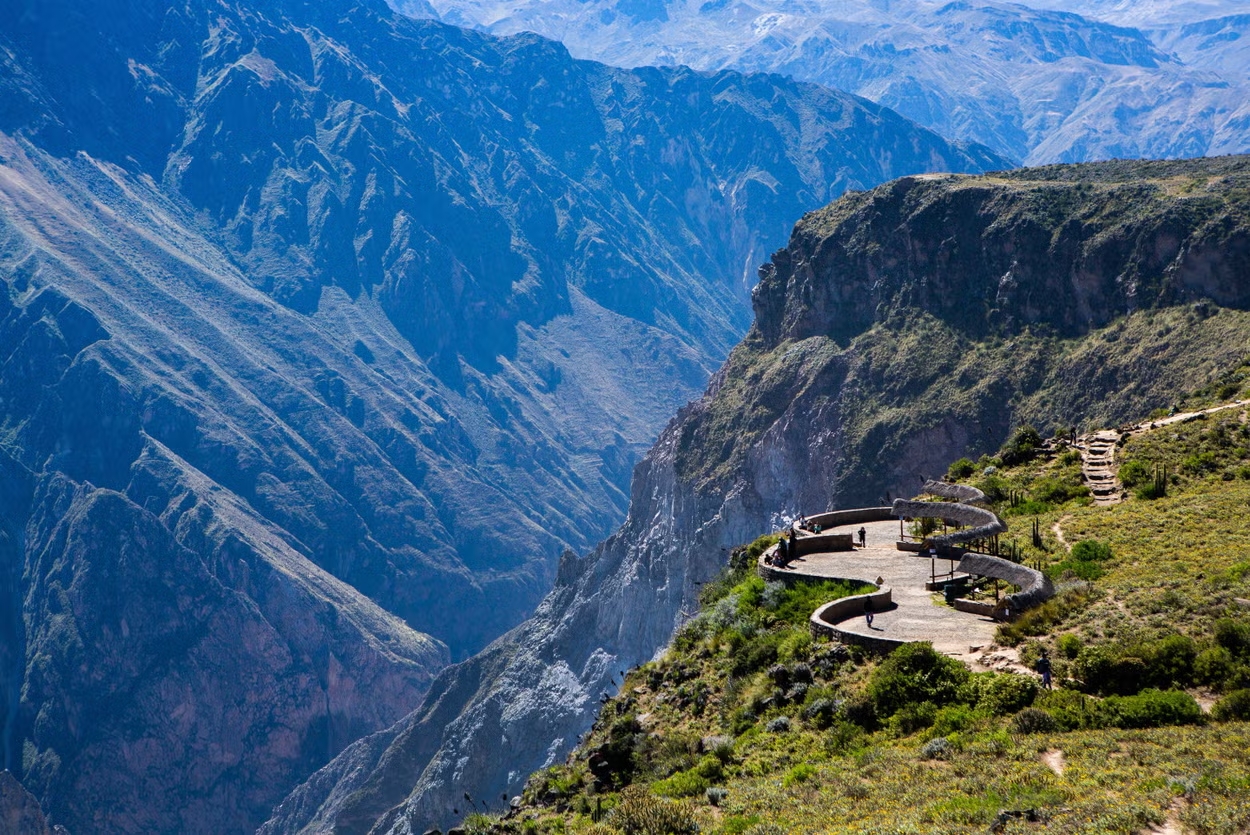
[266,156,1250,833]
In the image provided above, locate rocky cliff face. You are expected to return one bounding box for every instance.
[269,155,1250,833]
[0,770,65,835]
[416,0,1250,166]
[0,0,999,830]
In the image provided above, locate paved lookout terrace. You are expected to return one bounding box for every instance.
[762,518,998,661]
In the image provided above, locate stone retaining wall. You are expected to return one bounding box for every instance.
[793,532,854,555]
[952,598,997,617]
[810,588,904,654]
[803,507,895,529]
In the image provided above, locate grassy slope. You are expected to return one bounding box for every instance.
[469,394,1250,835]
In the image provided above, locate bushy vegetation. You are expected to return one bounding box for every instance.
[488,397,1250,835]
[1047,538,1112,581]
[999,424,1044,466]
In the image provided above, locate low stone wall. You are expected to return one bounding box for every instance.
[956,553,1055,612]
[952,598,997,618]
[809,588,904,654]
[793,532,854,555]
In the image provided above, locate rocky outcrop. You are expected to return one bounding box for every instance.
[269,156,1250,834]
[0,771,63,835]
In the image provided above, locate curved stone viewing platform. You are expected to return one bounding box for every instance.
[759,518,998,660]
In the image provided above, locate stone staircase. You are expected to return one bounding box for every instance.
[1076,429,1123,506]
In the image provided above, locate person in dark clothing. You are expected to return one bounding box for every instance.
[857,526,866,547]
[1036,650,1052,689]
[788,529,797,560]
[864,596,874,628]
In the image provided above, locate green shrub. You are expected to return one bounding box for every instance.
[1073,635,1197,694]
[1215,618,1250,657]
[868,643,970,718]
[963,672,1038,715]
[1000,425,1044,466]
[1211,688,1250,721]
[652,768,710,798]
[1004,498,1054,517]
[947,457,976,479]
[1036,687,1201,730]
[1101,689,1203,729]
[1010,707,1057,734]
[977,474,1010,503]
[1195,646,1235,687]
[1032,476,1090,505]
[1073,645,1144,695]
[929,703,973,734]
[1118,459,1151,487]
[1136,481,1167,500]
[1035,688,1101,731]
[1182,451,1220,475]
[607,786,698,834]
[782,763,817,787]
[824,721,865,755]
[1047,559,1103,581]
[461,812,503,835]
[1141,634,1198,687]
[1057,634,1083,659]
[886,701,937,736]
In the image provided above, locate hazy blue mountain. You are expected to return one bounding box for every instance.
[0,0,999,830]
[410,0,1250,165]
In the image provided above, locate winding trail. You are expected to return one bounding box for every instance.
[1052,515,1071,551]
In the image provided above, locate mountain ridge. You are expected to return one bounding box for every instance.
[268,154,1250,833]
[409,0,1250,165]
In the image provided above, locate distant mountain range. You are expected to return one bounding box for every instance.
[0,0,997,830]
[403,0,1250,165]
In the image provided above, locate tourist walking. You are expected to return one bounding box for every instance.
[857,526,866,547]
[1036,650,1052,689]
[864,596,874,628]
